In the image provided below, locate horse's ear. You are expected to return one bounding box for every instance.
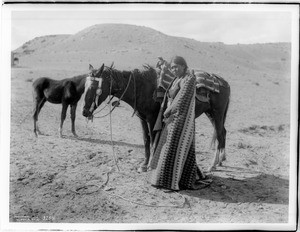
[110,62,114,69]
[89,64,94,71]
[96,63,105,76]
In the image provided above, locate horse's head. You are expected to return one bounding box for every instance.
[82,64,112,119]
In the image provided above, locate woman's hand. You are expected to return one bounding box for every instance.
[163,108,171,118]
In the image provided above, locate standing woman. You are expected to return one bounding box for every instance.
[149,56,206,190]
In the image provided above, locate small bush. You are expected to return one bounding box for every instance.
[237,142,252,149]
[25,78,33,82]
[278,124,285,131]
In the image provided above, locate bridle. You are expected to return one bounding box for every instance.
[88,67,137,119]
[88,75,103,113]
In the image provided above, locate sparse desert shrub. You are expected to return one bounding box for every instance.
[278,124,285,131]
[269,126,275,131]
[237,142,252,149]
[25,78,33,82]
[239,125,260,133]
[249,125,259,131]
[239,124,281,135]
[23,49,35,55]
[184,44,193,50]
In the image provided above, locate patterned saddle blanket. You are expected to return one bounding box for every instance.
[194,71,221,93]
[156,69,227,103]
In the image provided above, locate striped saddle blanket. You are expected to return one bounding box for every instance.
[156,70,226,103]
[194,71,221,93]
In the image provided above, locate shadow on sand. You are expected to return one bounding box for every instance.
[70,136,145,149]
[182,165,289,205]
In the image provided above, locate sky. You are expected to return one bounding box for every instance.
[3,4,299,50]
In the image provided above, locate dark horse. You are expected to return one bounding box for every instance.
[32,72,89,137]
[82,64,230,172]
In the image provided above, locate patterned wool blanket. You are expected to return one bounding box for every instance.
[149,74,204,190]
[194,71,221,93]
[155,69,225,103]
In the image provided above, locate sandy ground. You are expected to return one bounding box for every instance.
[6,27,295,229]
[8,60,293,228]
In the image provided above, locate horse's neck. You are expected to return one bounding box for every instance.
[113,71,136,108]
[77,76,87,93]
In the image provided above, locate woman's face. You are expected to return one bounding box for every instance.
[171,63,185,77]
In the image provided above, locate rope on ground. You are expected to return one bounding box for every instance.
[109,101,120,172]
[69,170,189,208]
[72,170,111,195]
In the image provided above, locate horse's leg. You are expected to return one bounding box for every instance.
[70,104,78,137]
[208,149,220,172]
[219,148,226,164]
[218,101,230,165]
[59,103,68,138]
[217,120,227,166]
[33,99,40,137]
[137,119,151,173]
[208,114,227,171]
[33,97,46,137]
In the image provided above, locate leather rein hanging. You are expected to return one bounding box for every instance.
[92,68,137,119]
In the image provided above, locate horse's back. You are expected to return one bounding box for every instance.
[33,77,63,89]
[212,73,230,89]
[70,74,86,85]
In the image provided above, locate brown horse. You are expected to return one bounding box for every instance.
[32,72,89,137]
[82,64,230,172]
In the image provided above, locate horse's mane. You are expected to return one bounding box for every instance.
[72,74,87,81]
[105,64,157,82]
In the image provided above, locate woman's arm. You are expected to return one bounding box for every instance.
[163,75,193,119]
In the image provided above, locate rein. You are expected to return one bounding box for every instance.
[93,68,137,119]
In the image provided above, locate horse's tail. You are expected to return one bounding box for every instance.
[222,87,230,126]
[32,77,47,111]
[210,87,230,149]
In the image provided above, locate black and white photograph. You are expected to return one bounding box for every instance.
[0,2,298,231]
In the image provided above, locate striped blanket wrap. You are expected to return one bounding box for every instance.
[149,74,203,190]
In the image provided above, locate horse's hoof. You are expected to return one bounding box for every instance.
[137,166,147,173]
[73,133,78,138]
[221,156,226,162]
[208,166,216,172]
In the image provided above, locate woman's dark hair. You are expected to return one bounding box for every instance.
[170,56,188,71]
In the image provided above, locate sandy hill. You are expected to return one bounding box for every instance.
[13,23,291,77]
